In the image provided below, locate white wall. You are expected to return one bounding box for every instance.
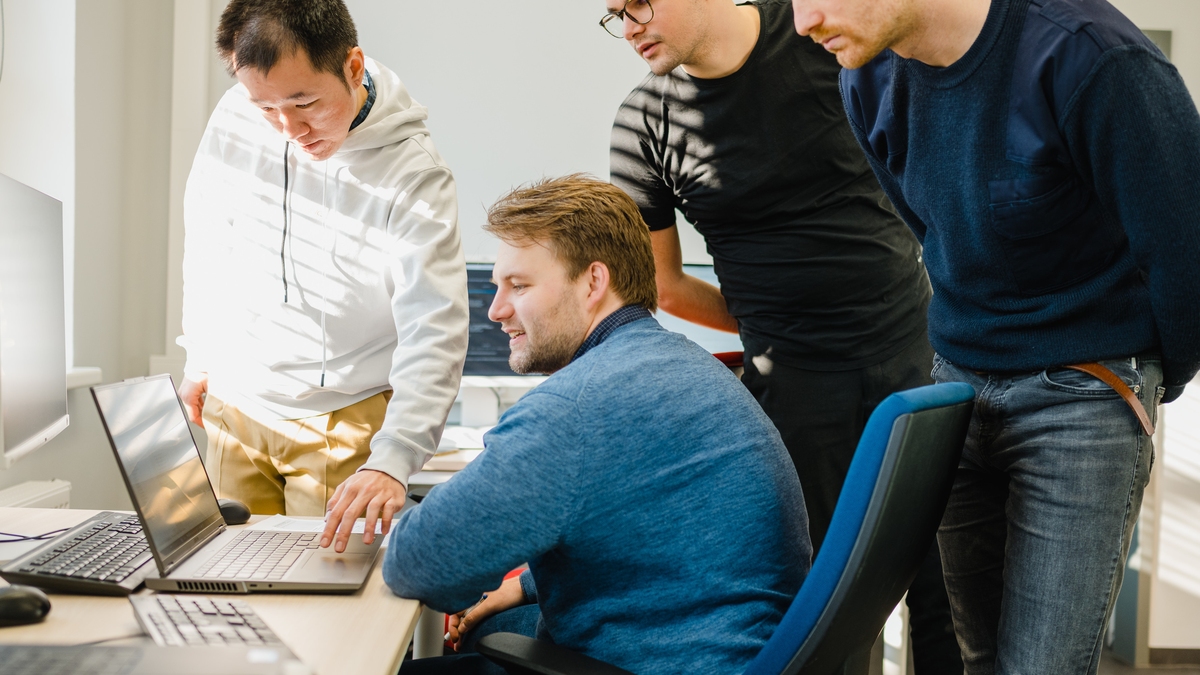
[0,0,174,509]
[344,0,709,262]
[0,0,76,361]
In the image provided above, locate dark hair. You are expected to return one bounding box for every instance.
[216,0,358,84]
[485,174,658,312]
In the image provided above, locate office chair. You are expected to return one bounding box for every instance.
[475,382,975,675]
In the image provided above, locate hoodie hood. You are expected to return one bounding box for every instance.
[338,58,430,154]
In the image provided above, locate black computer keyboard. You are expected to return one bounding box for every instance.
[131,594,289,649]
[0,511,157,596]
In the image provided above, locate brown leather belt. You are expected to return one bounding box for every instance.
[1064,362,1155,436]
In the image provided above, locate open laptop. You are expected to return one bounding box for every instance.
[91,374,382,593]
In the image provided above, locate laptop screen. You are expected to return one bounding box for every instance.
[92,375,224,571]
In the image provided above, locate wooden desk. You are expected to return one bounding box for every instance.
[0,507,425,675]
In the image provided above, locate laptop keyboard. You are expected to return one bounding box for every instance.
[132,594,287,648]
[194,530,320,580]
[0,645,143,675]
[14,514,152,583]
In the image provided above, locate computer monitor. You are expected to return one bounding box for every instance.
[0,172,69,466]
[465,263,526,376]
[462,262,742,376]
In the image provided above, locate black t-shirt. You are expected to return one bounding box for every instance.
[610,0,930,371]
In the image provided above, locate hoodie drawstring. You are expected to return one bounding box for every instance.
[281,144,332,388]
[319,160,330,388]
[281,142,291,303]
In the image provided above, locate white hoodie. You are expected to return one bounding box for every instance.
[179,58,468,487]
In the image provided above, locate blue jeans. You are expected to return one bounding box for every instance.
[932,354,1164,675]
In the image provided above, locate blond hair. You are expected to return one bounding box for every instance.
[485,174,658,311]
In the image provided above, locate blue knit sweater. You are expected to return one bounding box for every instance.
[383,317,811,675]
[841,0,1200,401]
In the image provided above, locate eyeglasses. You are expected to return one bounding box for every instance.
[600,0,654,39]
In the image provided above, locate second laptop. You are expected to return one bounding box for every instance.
[91,374,382,593]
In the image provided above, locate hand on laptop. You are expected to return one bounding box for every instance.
[321,470,406,553]
[178,374,208,427]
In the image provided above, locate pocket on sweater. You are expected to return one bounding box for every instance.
[988,173,1118,296]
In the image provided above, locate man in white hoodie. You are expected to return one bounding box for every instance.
[178,0,467,552]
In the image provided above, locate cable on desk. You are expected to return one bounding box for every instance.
[0,527,71,543]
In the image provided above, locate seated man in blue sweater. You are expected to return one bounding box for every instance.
[791,0,1200,673]
[384,175,811,675]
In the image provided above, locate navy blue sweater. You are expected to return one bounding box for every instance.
[841,0,1200,401]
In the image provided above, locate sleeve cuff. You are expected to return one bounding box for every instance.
[361,438,426,491]
[518,569,537,603]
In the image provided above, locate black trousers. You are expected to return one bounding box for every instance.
[741,332,963,674]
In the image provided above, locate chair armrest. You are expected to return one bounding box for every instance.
[476,632,635,675]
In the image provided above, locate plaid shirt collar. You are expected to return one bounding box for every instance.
[571,305,652,363]
[349,70,376,131]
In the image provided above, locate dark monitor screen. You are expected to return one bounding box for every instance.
[463,262,742,375]
[465,263,528,376]
[92,375,224,572]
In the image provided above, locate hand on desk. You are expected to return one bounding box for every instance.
[321,470,406,553]
[447,576,525,651]
[178,374,208,427]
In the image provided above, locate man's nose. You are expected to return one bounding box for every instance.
[487,291,510,323]
[792,0,821,36]
[278,110,306,140]
[624,14,646,40]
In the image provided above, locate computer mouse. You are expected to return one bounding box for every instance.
[0,584,51,627]
[218,498,251,525]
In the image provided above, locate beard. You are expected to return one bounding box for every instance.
[646,39,689,76]
[812,0,918,70]
[508,297,587,375]
[823,31,894,69]
[640,10,715,76]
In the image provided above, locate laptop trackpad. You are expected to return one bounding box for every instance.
[290,550,373,583]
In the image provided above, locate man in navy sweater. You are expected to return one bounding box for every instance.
[790,0,1200,672]
[387,175,810,675]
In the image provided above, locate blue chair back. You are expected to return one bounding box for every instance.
[743,382,975,675]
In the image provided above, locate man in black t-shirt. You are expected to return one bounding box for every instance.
[604,0,959,672]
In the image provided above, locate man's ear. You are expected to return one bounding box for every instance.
[583,261,612,310]
[344,46,366,90]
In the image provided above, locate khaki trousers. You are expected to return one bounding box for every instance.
[202,391,390,516]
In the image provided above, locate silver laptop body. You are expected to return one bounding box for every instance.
[0,644,306,675]
[91,375,381,593]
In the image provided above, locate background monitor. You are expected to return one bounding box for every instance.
[0,172,69,466]
[465,263,525,376]
[462,262,743,377]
